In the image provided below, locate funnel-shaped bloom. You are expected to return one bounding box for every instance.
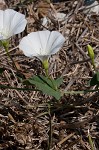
[0,9,27,40]
[19,30,65,62]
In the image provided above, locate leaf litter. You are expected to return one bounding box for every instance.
[0,0,99,149]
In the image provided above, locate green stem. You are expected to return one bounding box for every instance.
[1,83,99,94]
[5,46,13,62]
[2,40,17,69]
[62,89,99,95]
[45,68,49,77]
[45,70,57,91]
[42,59,57,90]
[92,60,96,71]
[0,84,39,91]
[5,46,16,67]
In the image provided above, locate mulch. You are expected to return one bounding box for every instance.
[0,0,99,149]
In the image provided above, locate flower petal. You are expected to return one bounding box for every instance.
[19,30,65,62]
[19,32,43,58]
[0,9,27,39]
[19,36,37,58]
[0,10,4,37]
[46,31,65,55]
[3,9,16,38]
[36,30,51,55]
[9,9,27,35]
[19,31,51,57]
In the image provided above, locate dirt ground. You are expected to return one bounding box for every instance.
[0,0,99,149]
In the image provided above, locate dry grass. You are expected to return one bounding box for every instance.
[0,0,99,149]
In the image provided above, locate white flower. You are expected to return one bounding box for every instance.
[19,30,65,62]
[0,9,27,40]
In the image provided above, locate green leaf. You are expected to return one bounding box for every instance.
[26,75,63,89]
[96,72,99,81]
[90,72,99,86]
[26,75,62,100]
[55,77,63,88]
[0,68,5,74]
[38,75,63,88]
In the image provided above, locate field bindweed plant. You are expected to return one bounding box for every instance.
[0,9,97,150]
[0,9,98,100]
[19,31,65,149]
[19,30,65,100]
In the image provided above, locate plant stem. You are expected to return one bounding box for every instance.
[62,89,99,95]
[2,40,17,69]
[43,59,57,90]
[44,68,57,91]
[0,84,39,91]
[0,83,99,94]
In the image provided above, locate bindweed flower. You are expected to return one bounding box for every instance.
[0,9,27,40]
[19,30,65,62]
